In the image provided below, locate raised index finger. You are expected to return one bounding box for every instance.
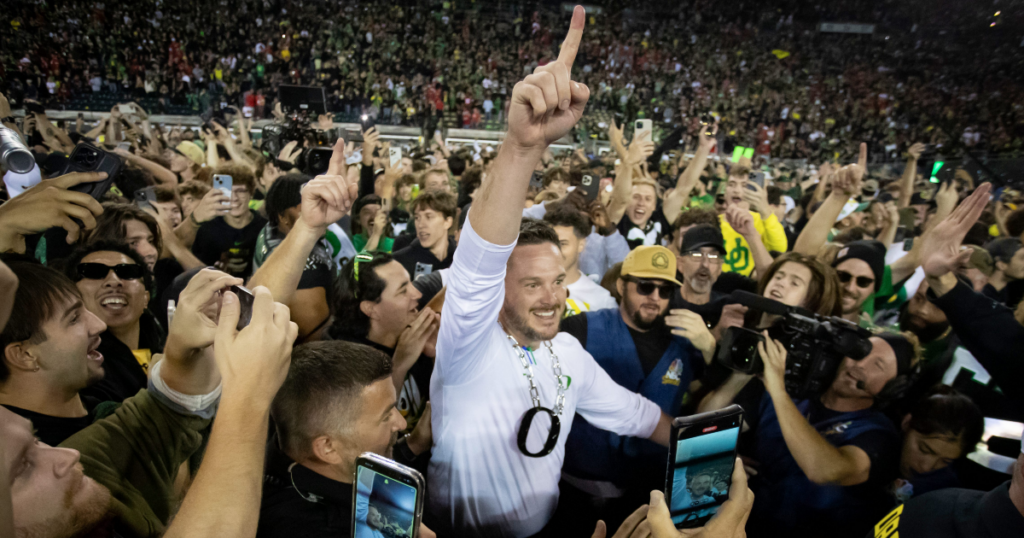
[557,5,586,68]
[327,138,346,176]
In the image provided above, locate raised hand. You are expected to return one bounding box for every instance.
[699,122,719,151]
[192,188,231,224]
[758,332,788,396]
[920,182,992,277]
[648,458,754,538]
[665,309,716,354]
[907,142,926,160]
[0,171,106,251]
[741,182,769,218]
[608,118,626,156]
[168,269,242,351]
[506,5,590,151]
[301,139,360,229]
[214,286,298,405]
[626,130,654,166]
[831,164,863,198]
[725,205,757,238]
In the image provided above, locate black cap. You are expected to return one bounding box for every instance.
[833,240,886,292]
[681,224,726,254]
[985,237,1022,263]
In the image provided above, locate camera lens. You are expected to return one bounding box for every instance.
[635,121,642,129]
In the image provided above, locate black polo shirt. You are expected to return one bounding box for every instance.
[868,481,1024,538]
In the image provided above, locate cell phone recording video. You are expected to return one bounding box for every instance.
[230,285,255,330]
[134,186,156,213]
[213,174,233,203]
[64,142,122,200]
[666,405,743,529]
[352,453,425,538]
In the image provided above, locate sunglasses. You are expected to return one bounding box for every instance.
[837,270,874,289]
[627,278,675,300]
[77,263,144,281]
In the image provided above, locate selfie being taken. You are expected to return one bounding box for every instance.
[1,2,1023,538]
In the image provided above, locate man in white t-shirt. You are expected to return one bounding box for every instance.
[427,9,671,537]
[543,203,617,315]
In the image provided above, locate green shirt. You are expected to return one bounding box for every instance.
[353,232,394,253]
[862,265,896,317]
[61,389,211,537]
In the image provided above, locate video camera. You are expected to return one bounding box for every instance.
[261,115,335,176]
[716,291,873,399]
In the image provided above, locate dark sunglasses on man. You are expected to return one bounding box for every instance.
[77,263,145,281]
[625,277,676,299]
[836,270,874,289]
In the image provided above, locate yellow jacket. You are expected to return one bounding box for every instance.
[718,212,788,275]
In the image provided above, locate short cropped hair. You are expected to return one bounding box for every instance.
[907,386,984,457]
[153,185,180,205]
[543,204,590,239]
[271,341,393,459]
[410,190,457,221]
[517,218,560,249]
[673,208,718,232]
[0,256,83,383]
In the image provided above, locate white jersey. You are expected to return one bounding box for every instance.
[565,274,618,315]
[428,217,662,537]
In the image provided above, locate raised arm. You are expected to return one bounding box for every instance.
[607,138,649,225]
[889,181,960,284]
[725,206,774,277]
[113,147,178,186]
[897,143,924,209]
[792,162,862,256]
[664,124,717,225]
[473,7,589,244]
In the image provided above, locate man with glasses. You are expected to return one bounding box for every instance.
[64,241,164,404]
[670,224,728,328]
[555,245,706,533]
[831,240,889,325]
[428,10,672,537]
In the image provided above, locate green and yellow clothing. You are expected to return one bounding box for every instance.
[60,389,211,537]
[353,233,394,253]
[719,212,788,276]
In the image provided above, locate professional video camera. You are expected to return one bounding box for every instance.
[716,291,873,399]
[261,115,335,176]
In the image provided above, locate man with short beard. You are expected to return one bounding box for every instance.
[427,12,673,536]
[556,245,706,532]
[669,224,728,327]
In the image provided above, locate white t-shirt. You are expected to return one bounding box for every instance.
[566,274,617,315]
[429,217,662,538]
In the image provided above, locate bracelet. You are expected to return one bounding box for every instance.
[189,211,202,227]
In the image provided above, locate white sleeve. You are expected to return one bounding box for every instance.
[435,213,516,383]
[522,201,548,219]
[573,346,662,438]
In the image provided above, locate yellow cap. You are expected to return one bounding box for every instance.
[620,246,683,286]
[175,141,205,166]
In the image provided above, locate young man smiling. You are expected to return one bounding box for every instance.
[392,190,458,280]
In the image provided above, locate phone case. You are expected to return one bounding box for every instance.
[64,142,122,200]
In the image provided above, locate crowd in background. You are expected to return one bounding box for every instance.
[3,0,1024,161]
[1,2,1024,538]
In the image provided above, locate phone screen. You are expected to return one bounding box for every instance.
[667,410,742,528]
[354,463,421,538]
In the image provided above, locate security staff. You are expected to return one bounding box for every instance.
[554,246,707,532]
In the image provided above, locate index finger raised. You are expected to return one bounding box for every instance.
[327,138,347,176]
[556,5,586,68]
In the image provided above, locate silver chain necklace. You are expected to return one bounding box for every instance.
[503,329,566,416]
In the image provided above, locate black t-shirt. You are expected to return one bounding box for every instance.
[561,313,673,377]
[617,207,671,251]
[393,238,456,281]
[191,211,268,279]
[669,289,726,328]
[867,482,1024,538]
[2,396,100,446]
[80,314,165,405]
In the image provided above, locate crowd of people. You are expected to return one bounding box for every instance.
[1,3,1024,538]
[3,0,1024,161]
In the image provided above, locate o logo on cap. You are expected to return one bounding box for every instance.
[652,252,670,269]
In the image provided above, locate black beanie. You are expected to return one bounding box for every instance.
[265,173,310,226]
[876,332,915,376]
[833,240,886,292]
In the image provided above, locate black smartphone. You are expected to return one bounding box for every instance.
[230,285,255,330]
[665,405,744,529]
[360,114,375,133]
[134,186,157,212]
[63,142,122,200]
[576,173,600,203]
[352,453,425,538]
[25,101,45,115]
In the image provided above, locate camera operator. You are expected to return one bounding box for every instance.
[739,330,917,538]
